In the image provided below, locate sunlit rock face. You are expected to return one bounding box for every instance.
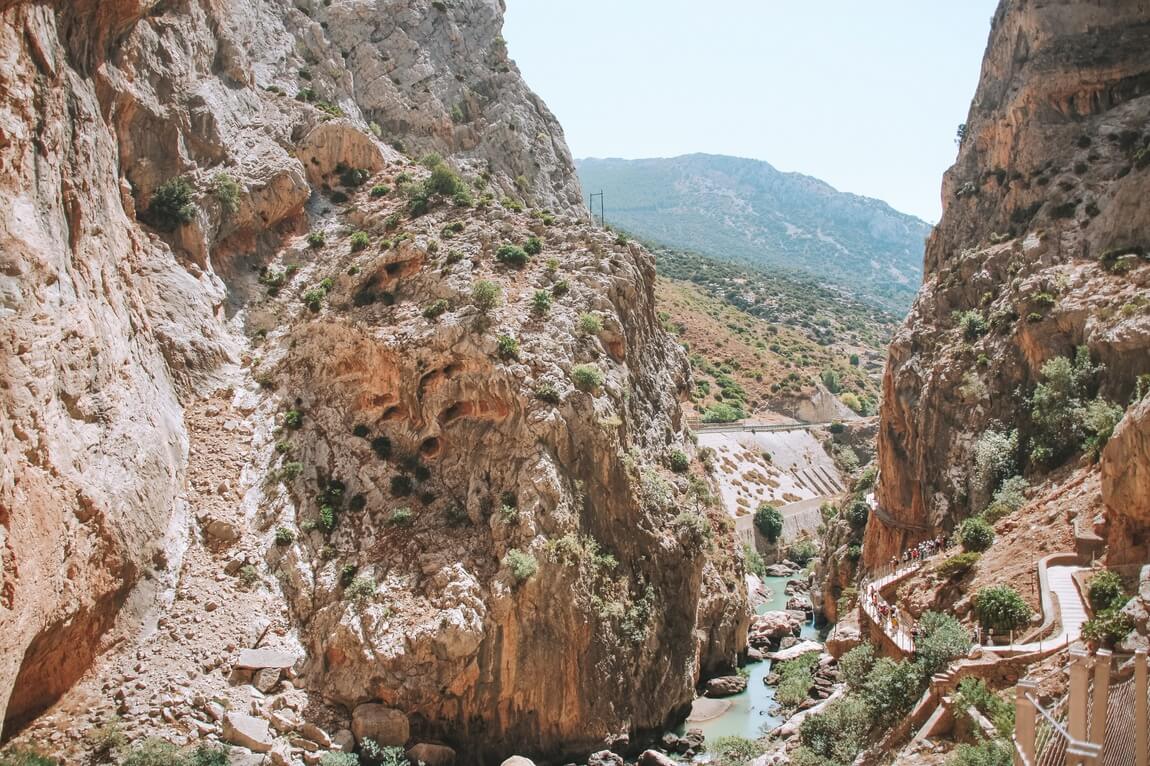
[868,0,1150,567]
[0,0,746,754]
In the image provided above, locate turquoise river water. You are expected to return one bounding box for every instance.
[678,575,822,741]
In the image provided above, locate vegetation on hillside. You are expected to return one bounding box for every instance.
[652,248,891,417]
[576,154,930,312]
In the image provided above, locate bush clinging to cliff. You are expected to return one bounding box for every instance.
[146,177,197,230]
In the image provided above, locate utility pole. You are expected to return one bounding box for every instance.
[589,191,605,228]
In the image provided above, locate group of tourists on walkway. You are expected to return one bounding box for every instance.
[888,535,949,568]
[866,537,955,650]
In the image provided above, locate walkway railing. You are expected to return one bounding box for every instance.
[1013,648,1149,766]
[860,562,923,655]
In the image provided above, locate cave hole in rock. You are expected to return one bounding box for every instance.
[439,401,473,425]
[420,437,442,459]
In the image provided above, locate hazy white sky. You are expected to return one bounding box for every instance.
[503,0,999,223]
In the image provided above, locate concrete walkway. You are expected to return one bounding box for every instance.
[862,557,1089,658]
[981,563,1088,656]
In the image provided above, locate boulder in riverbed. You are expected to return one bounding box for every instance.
[638,751,677,766]
[749,611,803,646]
[705,675,748,697]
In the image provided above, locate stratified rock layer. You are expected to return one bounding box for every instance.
[867,0,1150,567]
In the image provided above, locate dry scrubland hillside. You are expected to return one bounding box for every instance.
[655,275,887,422]
[0,0,747,761]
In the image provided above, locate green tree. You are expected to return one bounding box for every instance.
[973,585,1030,632]
[838,643,875,690]
[743,544,766,577]
[821,369,842,393]
[915,611,972,675]
[862,657,926,725]
[147,177,197,230]
[796,695,873,766]
[959,516,995,552]
[1028,347,1117,466]
[788,539,819,566]
[709,737,765,766]
[754,504,784,543]
[972,428,1018,495]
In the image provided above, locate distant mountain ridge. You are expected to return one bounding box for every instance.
[576,153,932,312]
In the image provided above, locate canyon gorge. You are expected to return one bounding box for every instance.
[2,0,1150,765]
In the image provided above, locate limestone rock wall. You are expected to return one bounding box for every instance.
[0,0,739,753]
[0,0,235,732]
[867,0,1150,567]
[248,174,747,758]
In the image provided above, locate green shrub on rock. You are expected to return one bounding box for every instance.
[147,177,197,230]
[213,173,241,214]
[531,290,552,315]
[496,334,520,360]
[349,231,370,252]
[959,516,995,552]
[937,551,980,578]
[534,383,561,404]
[1088,570,1127,612]
[578,312,603,334]
[947,740,1012,766]
[955,309,988,340]
[503,549,538,582]
[0,749,58,766]
[422,299,449,320]
[972,585,1030,632]
[1082,608,1135,647]
[345,576,376,602]
[471,280,501,314]
[571,364,604,391]
[496,243,530,268]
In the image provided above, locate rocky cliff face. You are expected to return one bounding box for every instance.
[0,0,743,756]
[257,172,746,759]
[867,0,1150,567]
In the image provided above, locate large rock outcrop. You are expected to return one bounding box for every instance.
[252,165,747,758]
[0,0,743,755]
[1102,396,1150,562]
[866,0,1150,567]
